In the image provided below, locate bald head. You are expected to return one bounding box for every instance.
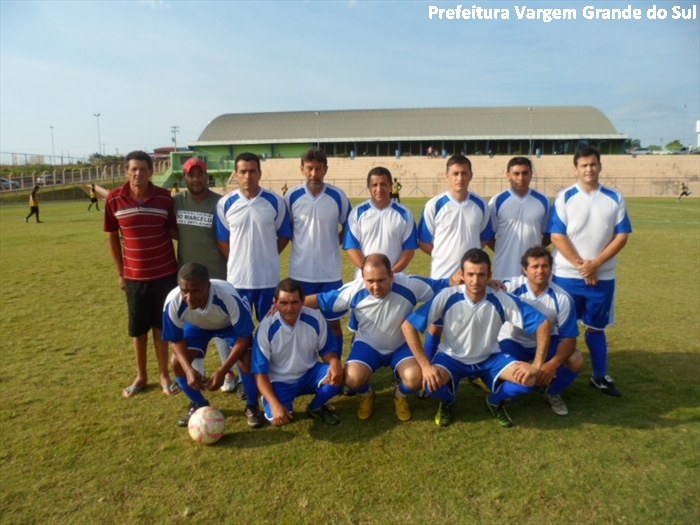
[361,253,392,276]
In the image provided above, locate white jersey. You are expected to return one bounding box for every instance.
[252,306,334,383]
[215,188,292,289]
[418,191,494,279]
[343,200,418,278]
[317,273,448,354]
[500,275,579,347]
[489,188,550,280]
[285,183,351,283]
[547,183,632,280]
[407,285,546,364]
[161,279,255,341]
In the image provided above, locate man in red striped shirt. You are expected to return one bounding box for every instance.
[105,150,180,398]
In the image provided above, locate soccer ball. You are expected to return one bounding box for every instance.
[188,406,226,445]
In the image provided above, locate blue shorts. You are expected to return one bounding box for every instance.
[236,288,275,322]
[432,352,517,394]
[346,340,415,374]
[183,323,238,356]
[299,280,347,322]
[552,276,615,330]
[261,362,331,420]
[498,336,561,363]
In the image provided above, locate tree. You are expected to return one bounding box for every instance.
[625,139,641,150]
[665,140,683,152]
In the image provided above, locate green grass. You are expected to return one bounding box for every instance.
[0,197,698,525]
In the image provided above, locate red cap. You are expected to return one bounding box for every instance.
[183,157,207,175]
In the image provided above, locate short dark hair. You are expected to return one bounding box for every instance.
[178,262,210,284]
[446,154,472,172]
[367,166,392,187]
[574,146,601,166]
[520,246,553,269]
[361,253,392,275]
[235,152,261,171]
[274,278,305,302]
[506,157,532,172]
[125,150,153,170]
[301,148,327,167]
[460,248,491,273]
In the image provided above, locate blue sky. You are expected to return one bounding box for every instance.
[1,0,698,162]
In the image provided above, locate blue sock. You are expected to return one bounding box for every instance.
[308,383,342,410]
[354,383,370,395]
[238,366,259,405]
[333,334,344,360]
[547,366,580,396]
[397,381,416,396]
[425,332,440,360]
[488,381,533,405]
[176,376,208,406]
[429,383,455,404]
[585,330,608,378]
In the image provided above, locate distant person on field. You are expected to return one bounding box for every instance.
[546,146,632,397]
[252,278,343,426]
[391,178,403,203]
[678,182,691,201]
[25,185,42,223]
[162,263,255,427]
[88,184,100,211]
[281,182,288,196]
[173,157,239,394]
[104,150,180,398]
[171,182,179,195]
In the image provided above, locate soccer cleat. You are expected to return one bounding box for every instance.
[393,391,412,422]
[434,401,454,427]
[220,371,238,393]
[245,404,264,428]
[306,404,341,425]
[236,386,248,401]
[544,392,569,416]
[178,402,206,427]
[589,375,622,397]
[341,384,356,397]
[356,390,376,420]
[486,397,514,428]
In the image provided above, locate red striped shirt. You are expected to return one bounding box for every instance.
[104,181,178,282]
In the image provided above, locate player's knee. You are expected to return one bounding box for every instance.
[344,363,370,389]
[399,365,423,390]
[566,349,584,372]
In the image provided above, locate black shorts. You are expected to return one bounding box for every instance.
[90,197,98,203]
[124,275,177,337]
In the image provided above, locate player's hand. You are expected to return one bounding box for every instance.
[206,369,227,391]
[578,259,599,279]
[270,403,292,427]
[421,364,443,394]
[449,270,463,286]
[487,279,506,291]
[585,274,599,286]
[265,303,278,318]
[538,361,557,386]
[510,361,537,386]
[119,276,125,291]
[185,368,205,390]
[328,360,344,387]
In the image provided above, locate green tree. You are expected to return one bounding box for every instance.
[665,140,683,152]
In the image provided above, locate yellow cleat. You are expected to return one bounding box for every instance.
[357,389,376,420]
[393,391,412,421]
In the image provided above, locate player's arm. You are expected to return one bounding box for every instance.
[540,336,576,384]
[217,239,230,259]
[208,336,252,391]
[392,249,415,273]
[418,240,433,256]
[345,248,365,270]
[108,231,125,290]
[532,318,552,384]
[277,237,290,254]
[550,233,583,268]
[171,339,205,390]
[541,233,551,247]
[577,233,629,280]
[255,373,291,426]
[304,294,319,309]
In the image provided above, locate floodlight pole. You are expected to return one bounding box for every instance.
[50,126,55,167]
[93,113,102,179]
[527,107,533,155]
[171,125,180,150]
[315,112,320,147]
[682,104,687,150]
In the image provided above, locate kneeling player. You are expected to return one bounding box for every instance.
[162,263,256,428]
[252,279,343,426]
[499,246,583,416]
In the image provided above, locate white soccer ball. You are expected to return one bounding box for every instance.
[188,406,226,445]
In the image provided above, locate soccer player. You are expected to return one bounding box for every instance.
[162,263,256,427]
[88,183,100,211]
[285,148,351,357]
[343,167,418,279]
[678,182,691,201]
[104,151,180,398]
[25,185,42,223]
[402,248,551,428]
[487,157,550,279]
[215,152,292,423]
[173,157,238,393]
[306,254,453,421]
[499,246,583,416]
[417,154,494,360]
[252,278,343,426]
[547,146,632,397]
[391,177,403,203]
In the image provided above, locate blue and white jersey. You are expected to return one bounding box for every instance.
[252,306,335,383]
[161,279,255,342]
[317,273,449,354]
[343,200,418,277]
[418,191,494,279]
[285,183,351,283]
[215,188,292,289]
[488,188,550,280]
[500,275,579,348]
[407,285,547,365]
[546,183,632,280]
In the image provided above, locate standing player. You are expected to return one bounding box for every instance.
[88,184,100,211]
[499,246,583,416]
[402,249,551,428]
[391,178,403,203]
[417,154,494,359]
[25,185,42,223]
[215,152,292,424]
[285,148,351,357]
[487,157,550,279]
[547,147,632,397]
[252,279,343,426]
[173,157,238,393]
[343,167,418,278]
[306,254,452,421]
[162,263,256,427]
[104,151,180,398]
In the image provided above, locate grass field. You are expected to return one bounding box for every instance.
[0,197,698,525]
